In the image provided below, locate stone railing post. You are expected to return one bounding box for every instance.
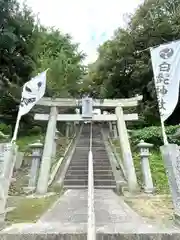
[66,122,70,144]
[115,104,138,192]
[137,140,154,193]
[109,122,113,138]
[15,151,24,170]
[71,123,76,137]
[68,123,72,137]
[73,122,77,135]
[0,143,17,225]
[52,130,59,161]
[160,144,180,222]
[112,122,118,139]
[28,142,43,190]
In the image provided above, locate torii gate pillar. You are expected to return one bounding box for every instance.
[115,104,138,192]
[36,106,58,194]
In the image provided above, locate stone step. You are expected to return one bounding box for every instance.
[94,159,110,161]
[70,160,110,163]
[69,162,111,166]
[71,156,109,160]
[66,170,113,175]
[63,185,88,189]
[92,153,109,156]
[72,154,89,157]
[63,185,116,189]
[68,167,88,171]
[70,159,88,162]
[72,152,88,154]
[94,155,109,158]
[63,124,116,190]
[93,166,112,170]
[72,153,88,155]
[69,160,111,164]
[70,162,111,165]
[64,179,116,186]
[76,141,90,144]
[69,166,111,169]
[65,175,114,180]
[74,148,89,151]
[92,152,109,155]
[92,154,109,157]
[70,159,88,161]
[70,160,88,162]
[68,166,111,171]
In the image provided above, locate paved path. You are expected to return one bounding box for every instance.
[37,189,175,233]
[2,189,180,235]
[39,190,87,224]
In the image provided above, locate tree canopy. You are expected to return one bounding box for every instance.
[2,0,180,131]
[85,0,180,126]
[0,0,85,127]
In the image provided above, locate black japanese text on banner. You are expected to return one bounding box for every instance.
[150,40,180,122]
[19,70,47,117]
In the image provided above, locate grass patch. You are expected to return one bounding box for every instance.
[125,195,173,223]
[6,194,59,224]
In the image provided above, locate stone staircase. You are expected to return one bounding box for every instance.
[63,123,116,189]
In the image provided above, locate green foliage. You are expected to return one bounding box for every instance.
[85,0,180,125]
[0,123,12,134]
[0,0,85,131]
[0,0,37,124]
[130,125,180,147]
[28,126,42,135]
[16,134,44,152]
[33,28,85,98]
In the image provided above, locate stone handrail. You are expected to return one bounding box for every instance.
[108,137,127,181]
[87,122,96,240]
[48,133,76,186]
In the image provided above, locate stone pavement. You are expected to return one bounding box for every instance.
[39,189,87,225]
[38,189,180,233]
[1,189,180,236]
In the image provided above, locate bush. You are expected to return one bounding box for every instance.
[130,125,180,147]
[28,126,42,135]
[0,123,12,135]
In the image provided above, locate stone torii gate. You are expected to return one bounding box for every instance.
[34,96,142,194]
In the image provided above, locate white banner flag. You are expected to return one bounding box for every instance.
[150,40,180,122]
[19,70,47,117]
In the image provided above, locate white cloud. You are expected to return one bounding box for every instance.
[19,0,142,64]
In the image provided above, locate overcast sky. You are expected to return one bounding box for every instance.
[19,0,142,63]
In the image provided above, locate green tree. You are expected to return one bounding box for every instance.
[34,28,86,97]
[0,0,37,125]
[87,0,180,126]
[0,0,86,131]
